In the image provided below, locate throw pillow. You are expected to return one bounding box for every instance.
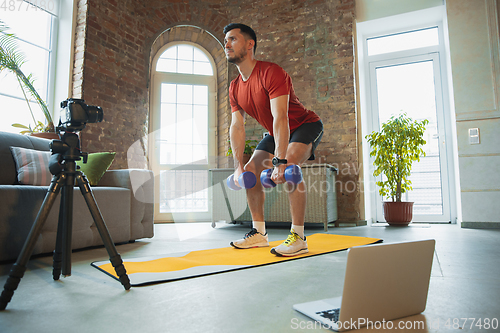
[76,152,116,186]
[10,147,52,186]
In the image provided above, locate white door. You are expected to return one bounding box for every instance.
[369,53,452,222]
[150,43,217,222]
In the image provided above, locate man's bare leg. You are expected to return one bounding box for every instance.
[285,142,314,228]
[230,149,272,249]
[270,142,313,256]
[244,149,273,223]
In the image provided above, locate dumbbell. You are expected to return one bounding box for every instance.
[227,171,257,190]
[260,165,303,188]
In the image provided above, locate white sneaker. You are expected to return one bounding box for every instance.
[230,228,269,249]
[271,230,308,257]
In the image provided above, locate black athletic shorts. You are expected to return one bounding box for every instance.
[255,120,323,160]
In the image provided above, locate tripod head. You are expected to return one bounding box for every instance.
[48,131,88,176]
[47,98,102,176]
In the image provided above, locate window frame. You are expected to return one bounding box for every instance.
[150,41,218,222]
[356,5,459,224]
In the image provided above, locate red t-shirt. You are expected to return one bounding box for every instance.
[229,61,320,136]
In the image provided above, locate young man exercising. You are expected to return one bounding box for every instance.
[224,23,323,257]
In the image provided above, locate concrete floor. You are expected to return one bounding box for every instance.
[0,222,499,333]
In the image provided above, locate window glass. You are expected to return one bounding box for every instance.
[367,27,439,56]
[0,2,55,133]
[156,44,213,76]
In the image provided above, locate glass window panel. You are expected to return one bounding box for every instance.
[193,105,208,144]
[156,58,176,72]
[367,27,439,56]
[407,188,443,206]
[376,61,436,124]
[193,85,208,105]
[176,104,193,121]
[177,60,193,74]
[161,83,176,103]
[0,7,52,48]
[177,45,193,60]
[0,70,24,98]
[194,62,213,76]
[155,44,213,76]
[159,143,176,164]
[375,59,445,216]
[162,46,177,59]
[193,47,208,61]
[159,170,208,213]
[176,118,193,145]
[0,38,49,100]
[20,43,49,97]
[413,204,443,215]
[175,144,193,165]
[0,95,42,133]
[191,144,208,164]
[1,2,57,134]
[409,172,442,189]
[160,103,176,142]
[177,84,193,104]
[412,156,441,173]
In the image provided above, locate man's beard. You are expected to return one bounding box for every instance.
[226,49,247,64]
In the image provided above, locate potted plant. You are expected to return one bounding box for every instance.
[365,113,429,226]
[226,139,258,165]
[0,20,55,136]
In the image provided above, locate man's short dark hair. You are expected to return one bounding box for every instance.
[223,23,257,53]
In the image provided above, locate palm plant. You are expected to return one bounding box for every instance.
[0,20,54,133]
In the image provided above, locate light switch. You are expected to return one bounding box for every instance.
[468,128,480,144]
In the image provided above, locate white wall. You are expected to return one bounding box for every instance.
[446,0,500,227]
[356,0,444,22]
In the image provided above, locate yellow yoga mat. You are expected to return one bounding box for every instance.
[92,234,381,286]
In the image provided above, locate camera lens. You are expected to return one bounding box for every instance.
[86,106,104,123]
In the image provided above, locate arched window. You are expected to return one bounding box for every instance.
[156,44,213,75]
[150,42,217,222]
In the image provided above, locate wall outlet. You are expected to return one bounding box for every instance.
[468,128,480,144]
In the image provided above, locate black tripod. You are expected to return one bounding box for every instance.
[0,131,130,310]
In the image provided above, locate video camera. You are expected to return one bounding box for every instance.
[58,98,103,132]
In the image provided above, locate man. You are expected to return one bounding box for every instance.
[224,23,323,257]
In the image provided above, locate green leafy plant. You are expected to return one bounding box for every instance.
[226,139,258,156]
[365,113,429,202]
[0,20,54,134]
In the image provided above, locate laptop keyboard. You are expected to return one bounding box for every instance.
[316,308,340,322]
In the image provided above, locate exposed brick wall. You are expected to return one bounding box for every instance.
[76,0,229,169]
[75,0,359,221]
[225,0,360,221]
[72,0,87,98]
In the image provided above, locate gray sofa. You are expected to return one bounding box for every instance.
[0,131,154,262]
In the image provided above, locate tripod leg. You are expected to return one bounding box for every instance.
[52,190,65,280]
[61,173,75,277]
[76,173,131,290]
[0,175,64,310]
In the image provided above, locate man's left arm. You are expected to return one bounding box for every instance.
[270,94,290,183]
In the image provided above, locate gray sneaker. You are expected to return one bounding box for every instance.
[270,230,308,257]
[230,228,269,249]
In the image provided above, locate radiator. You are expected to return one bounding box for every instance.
[210,164,338,231]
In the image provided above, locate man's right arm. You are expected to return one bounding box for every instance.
[230,109,246,177]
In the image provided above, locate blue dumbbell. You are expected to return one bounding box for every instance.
[260,165,303,188]
[227,171,257,191]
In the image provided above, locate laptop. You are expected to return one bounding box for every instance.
[293,239,435,331]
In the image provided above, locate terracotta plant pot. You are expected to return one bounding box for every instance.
[30,132,60,140]
[383,201,414,226]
